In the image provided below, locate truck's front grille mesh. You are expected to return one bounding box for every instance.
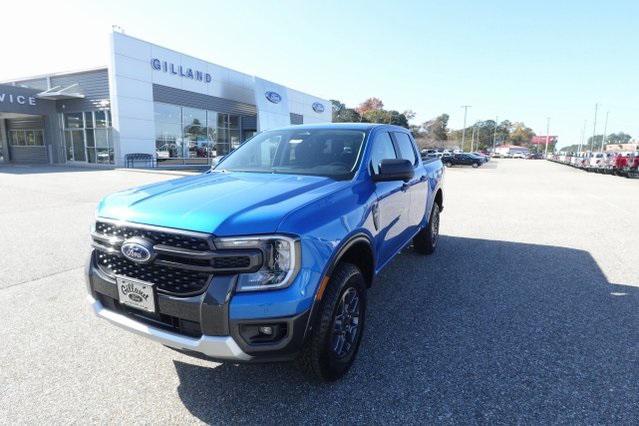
[95,221,211,251]
[97,252,210,295]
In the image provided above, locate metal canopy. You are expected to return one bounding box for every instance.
[36,83,85,100]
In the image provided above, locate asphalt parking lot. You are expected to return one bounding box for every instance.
[1,160,638,423]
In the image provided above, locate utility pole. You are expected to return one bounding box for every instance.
[590,102,599,152]
[579,120,587,153]
[461,106,471,152]
[599,111,609,152]
[470,125,476,152]
[492,116,499,153]
[544,117,551,157]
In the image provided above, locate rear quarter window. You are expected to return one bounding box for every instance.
[393,132,418,165]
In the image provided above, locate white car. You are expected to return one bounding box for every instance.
[512,152,526,159]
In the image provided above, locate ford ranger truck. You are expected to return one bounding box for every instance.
[86,123,444,381]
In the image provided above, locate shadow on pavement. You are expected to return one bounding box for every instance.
[173,236,639,423]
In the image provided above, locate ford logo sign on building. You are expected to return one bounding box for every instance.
[121,238,154,264]
[312,102,325,113]
[265,91,282,104]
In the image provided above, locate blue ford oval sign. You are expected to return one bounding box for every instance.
[265,91,282,104]
[121,238,154,264]
[312,102,325,113]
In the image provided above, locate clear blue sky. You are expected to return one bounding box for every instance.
[2,0,637,147]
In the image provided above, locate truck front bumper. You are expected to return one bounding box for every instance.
[86,251,311,362]
[88,294,252,361]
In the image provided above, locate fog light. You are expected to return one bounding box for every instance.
[258,326,273,335]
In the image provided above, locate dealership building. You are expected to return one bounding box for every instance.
[0,31,332,166]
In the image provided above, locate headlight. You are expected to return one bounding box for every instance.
[214,235,301,292]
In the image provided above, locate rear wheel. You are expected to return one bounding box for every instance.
[444,161,453,167]
[472,162,479,168]
[413,202,440,255]
[298,262,366,382]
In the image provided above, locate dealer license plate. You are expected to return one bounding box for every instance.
[116,276,156,313]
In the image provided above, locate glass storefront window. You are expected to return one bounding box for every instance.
[16,131,26,146]
[34,130,43,146]
[153,102,247,165]
[87,130,95,147]
[62,110,112,163]
[95,111,107,128]
[65,132,73,161]
[155,103,180,124]
[65,113,84,129]
[84,112,94,128]
[71,130,86,162]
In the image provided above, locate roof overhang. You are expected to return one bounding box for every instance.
[36,84,85,100]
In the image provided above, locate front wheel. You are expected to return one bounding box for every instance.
[444,161,453,167]
[298,262,366,381]
[472,162,479,168]
[413,202,440,255]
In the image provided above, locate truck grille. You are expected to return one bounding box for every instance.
[91,219,263,296]
[95,221,211,251]
[97,252,210,295]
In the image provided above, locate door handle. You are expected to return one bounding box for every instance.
[401,183,410,191]
[420,175,428,182]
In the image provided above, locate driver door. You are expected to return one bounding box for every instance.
[369,130,411,267]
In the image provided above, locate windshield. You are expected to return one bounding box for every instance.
[214,128,366,179]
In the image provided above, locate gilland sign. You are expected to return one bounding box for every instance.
[151,58,212,83]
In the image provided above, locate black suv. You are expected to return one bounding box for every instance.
[442,153,483,168]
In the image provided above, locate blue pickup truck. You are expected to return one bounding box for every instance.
[86,123,444,381]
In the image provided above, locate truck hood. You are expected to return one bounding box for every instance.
[96,171,348,235]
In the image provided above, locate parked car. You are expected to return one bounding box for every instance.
[86,123,445,381]
[472,152,490,162]
[442,153,483,168]
[512,152,526,159]
[622,152,639,178]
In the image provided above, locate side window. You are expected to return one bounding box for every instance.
[393,132,418,165]
[369,131,397,174]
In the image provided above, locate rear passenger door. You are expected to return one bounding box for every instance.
[392,132,429,229]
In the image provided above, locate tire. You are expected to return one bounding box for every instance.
[472,162,479,168]
[297,262,367,382]
[444,162,453,168]
[413,202,440,255]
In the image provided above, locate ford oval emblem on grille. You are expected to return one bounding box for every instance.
[265,91,282,104]
[121,238,155,264]
[312,102,325,113]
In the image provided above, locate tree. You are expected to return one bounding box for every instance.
[330,99,362,123]
[362,109,410,128]
[412,114,450,149]
[606,132,632,145]
[356,97,384,115]
[508,122,535,145]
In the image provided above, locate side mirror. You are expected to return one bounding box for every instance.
[373,159,414,182]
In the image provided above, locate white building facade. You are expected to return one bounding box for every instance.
[0,32,331,166]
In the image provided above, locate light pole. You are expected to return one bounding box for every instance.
[461,106,471,152]
[544,117,551,157]
[599,111,609,152]
[590,102,599,151]
[492,116,498,153]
